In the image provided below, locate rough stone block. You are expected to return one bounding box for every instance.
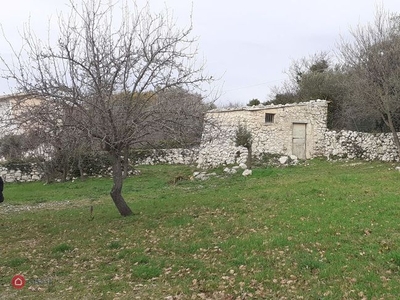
[242,169,252,176]
[239,163,247,169]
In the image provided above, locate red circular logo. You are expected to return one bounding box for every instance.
[11,275,25,289]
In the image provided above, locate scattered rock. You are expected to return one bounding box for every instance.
[195,164,253,180]
[279,156,288,164]
[223,167,237,174]
[196,172,209,181]
[239,163,248,169]
[242,169,252,176]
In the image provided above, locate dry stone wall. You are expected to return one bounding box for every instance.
[323,130,400,161]
[0,166,42,183]
[0,148,199,183]
[134,148,199,165]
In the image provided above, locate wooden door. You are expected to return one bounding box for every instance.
[292,123,306,159]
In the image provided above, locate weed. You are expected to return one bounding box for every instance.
[131,264,162,280]
[107,241,121,249]
[52,243,73,253]
[7,257,28,267]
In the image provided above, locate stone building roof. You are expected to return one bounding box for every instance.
[208,99,329,113]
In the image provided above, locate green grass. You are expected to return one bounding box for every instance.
[1,160,400,299]
[52,243,74,253]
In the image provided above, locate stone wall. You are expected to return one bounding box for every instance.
[0,148,199,183]
[0,166,42,183]
[197,100,329,168]
[323,130,400,161]
[134,148,199,165]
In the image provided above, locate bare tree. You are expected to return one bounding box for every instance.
[149,87,210,148]
[4,96,92,183]
[0,0,212,216]
[339,8,400,158]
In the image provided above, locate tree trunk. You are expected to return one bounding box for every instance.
[110,151,133,216]
[78,154,85,180]
[43,161,54,184]
[123,146,129,179]
[61,154,68,182]
[386,113,400,159]
[246,145,252,169]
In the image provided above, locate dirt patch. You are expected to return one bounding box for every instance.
[0,199,100,214]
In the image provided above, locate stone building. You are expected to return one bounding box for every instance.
[197,100,329,168]
[0,93,42,138]
[0,94,14,137]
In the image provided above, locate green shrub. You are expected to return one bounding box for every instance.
[234,123,253,168]
[69,152,112,177]
[234,123,252,149]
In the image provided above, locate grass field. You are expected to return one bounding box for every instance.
[1,159,400,299]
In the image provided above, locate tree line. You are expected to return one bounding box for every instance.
[268,8,400,158]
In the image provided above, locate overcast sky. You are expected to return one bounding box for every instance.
[1,0,400,106]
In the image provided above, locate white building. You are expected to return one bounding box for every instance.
[0,94,16,137]
[197,100,329,168]
[0,94,42,138]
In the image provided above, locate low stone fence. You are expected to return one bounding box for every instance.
[0,148,200,183]
[0,166,42,183]
[323,130,400,161]
[197,144,249,169]
[134,148,199,165]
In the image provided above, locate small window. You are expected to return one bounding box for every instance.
[265,113,275,123]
